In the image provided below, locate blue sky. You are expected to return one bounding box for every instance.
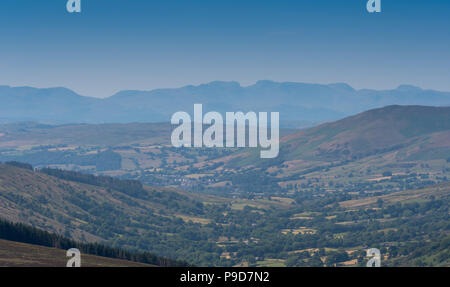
[0,0,449,98]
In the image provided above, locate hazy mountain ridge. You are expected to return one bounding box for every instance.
[1,81,450,126]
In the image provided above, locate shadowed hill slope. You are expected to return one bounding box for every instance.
[0,163,214,264]
[0,239,154,267]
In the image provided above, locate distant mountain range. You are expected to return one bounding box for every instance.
[1,81,450,127]
[1,105,449,190]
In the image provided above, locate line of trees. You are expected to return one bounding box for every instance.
[40,167,147,198]
[0,218,189,267]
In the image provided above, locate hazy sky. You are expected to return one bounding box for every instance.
[0,0,449,98]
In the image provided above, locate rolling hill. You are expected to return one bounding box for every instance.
[0,163,220,263]
[0,105,449,194]
[161,105,450,198]
[1,162,448,267]
[225,105,450,174]
[0,122,171,149]
[282,105,450,161]
[0,162,300,266]
[0,217,176,267]
[0,239,152,267]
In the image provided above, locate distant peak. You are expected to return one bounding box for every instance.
[200,81,241,88]
[328,83,355,92]
[255,80,276,86]
[396,85,422,91]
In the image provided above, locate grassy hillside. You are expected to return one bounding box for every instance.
[0,217,183,267]
[282,105,450,160]
[339,183,450,209]
[0,105,449,266]
[0,239,152,267]
[0,162,448,266]
[103,105,448,203]
[0,122,171,148]
[0,163,280,265]
[0,121,297,183]
[190,106,450,197]
[227,105,450,166]
[0,163,212,262]
[13,105,443,196]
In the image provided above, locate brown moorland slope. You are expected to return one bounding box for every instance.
[0,239,152,267]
